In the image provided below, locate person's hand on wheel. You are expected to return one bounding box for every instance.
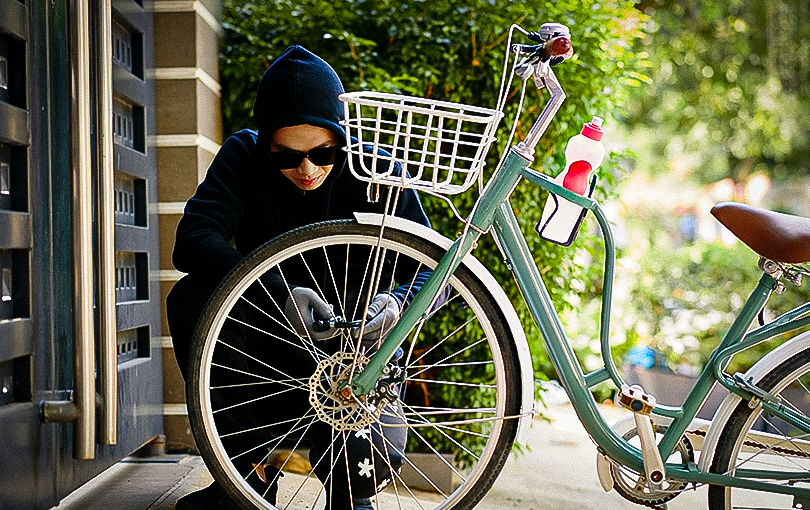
[352,293,402,351]
[283,287,338,340]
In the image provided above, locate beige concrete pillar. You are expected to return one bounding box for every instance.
[153,0,223,453]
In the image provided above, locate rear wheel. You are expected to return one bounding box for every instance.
[186,220,523,510]
[708,347,810,509]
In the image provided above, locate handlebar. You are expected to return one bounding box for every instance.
[514,22,574,66]
[510,23,573,158]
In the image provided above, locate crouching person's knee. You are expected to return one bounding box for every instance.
[310,414,407,502]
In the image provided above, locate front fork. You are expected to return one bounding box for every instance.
[348,149,531,396]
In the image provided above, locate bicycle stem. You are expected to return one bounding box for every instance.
[515,65,566,160]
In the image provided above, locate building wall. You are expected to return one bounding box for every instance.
[153,0,223,452]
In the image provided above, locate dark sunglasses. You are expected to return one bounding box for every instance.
[267,146,342,169]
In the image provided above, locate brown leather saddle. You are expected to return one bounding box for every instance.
[711,202,810,264]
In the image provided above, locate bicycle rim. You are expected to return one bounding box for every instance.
[708,347,810,509]
[187,220,522,510]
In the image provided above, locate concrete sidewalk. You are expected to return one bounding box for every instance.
[55,402,710,510]
[479,402,707,510]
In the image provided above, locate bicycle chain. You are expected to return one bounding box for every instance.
[689,421,810,460]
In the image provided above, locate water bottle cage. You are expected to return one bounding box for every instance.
[536,174,598,247]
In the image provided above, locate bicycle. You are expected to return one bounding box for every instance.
[185,22,810,510]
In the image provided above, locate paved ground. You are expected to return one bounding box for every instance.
[55,402,712,510]
[479,402,708,510]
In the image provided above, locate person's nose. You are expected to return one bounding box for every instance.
[298,157,318,177]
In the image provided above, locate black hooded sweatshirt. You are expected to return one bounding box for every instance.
[172,46,430,295]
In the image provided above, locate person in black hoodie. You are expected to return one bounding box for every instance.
[168,46,429,510]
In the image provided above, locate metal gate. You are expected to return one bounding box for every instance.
[0,1,163,508]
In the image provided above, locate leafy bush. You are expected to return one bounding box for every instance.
[220,0,650,382]
[618,240,810,375]
[219,1,653,463]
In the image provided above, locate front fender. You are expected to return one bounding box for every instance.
[353,212,536,442]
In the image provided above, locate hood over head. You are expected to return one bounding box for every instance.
[253,46,346,152]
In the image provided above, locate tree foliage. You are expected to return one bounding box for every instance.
[626,0,810,184]
[219,0,649,380]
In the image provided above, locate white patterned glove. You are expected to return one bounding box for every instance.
[352,293,402,349]
[283,287,338,340]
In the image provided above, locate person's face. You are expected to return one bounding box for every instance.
[269,125,341,191]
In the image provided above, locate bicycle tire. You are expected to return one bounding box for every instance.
[708,346,810,509]
[186,220,522,510]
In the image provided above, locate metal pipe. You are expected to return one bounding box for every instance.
[69,0,96,460]
[41,400,78,423]
[95,0,118,446]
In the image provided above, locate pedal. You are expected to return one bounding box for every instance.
[618,384,656,415]
[619,384,666,491]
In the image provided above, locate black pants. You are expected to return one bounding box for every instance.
[166,274,406,500]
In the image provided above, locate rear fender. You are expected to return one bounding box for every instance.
[697,330,810,472]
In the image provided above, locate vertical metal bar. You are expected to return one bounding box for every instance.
[68,0,96,460]
[96,0,118,446]
[490,200,644,474]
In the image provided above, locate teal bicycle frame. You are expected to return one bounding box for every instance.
[349,65,810,499]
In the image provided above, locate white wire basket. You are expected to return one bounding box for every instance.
[340,92,503,195]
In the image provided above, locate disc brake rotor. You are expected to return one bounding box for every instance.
[308,351,379,431]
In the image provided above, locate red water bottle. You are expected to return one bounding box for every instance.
[537,116,606,246]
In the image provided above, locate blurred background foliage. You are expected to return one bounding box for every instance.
[626,0,810,185]
[219,0,810,397]
[611,0,810,380]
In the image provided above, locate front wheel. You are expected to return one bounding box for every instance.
[708,347,810,509]
[186,220,523,510]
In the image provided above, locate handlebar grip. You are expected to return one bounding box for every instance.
[513,37,574,66]
[542,36,573,65]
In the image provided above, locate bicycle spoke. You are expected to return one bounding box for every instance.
[399,405,498,419]
[223,314,329,361]
[213,386,306,414]
[406,313,476,367]
[210,380,290,390]
[406,336,490,379]
[215,338,322,381]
